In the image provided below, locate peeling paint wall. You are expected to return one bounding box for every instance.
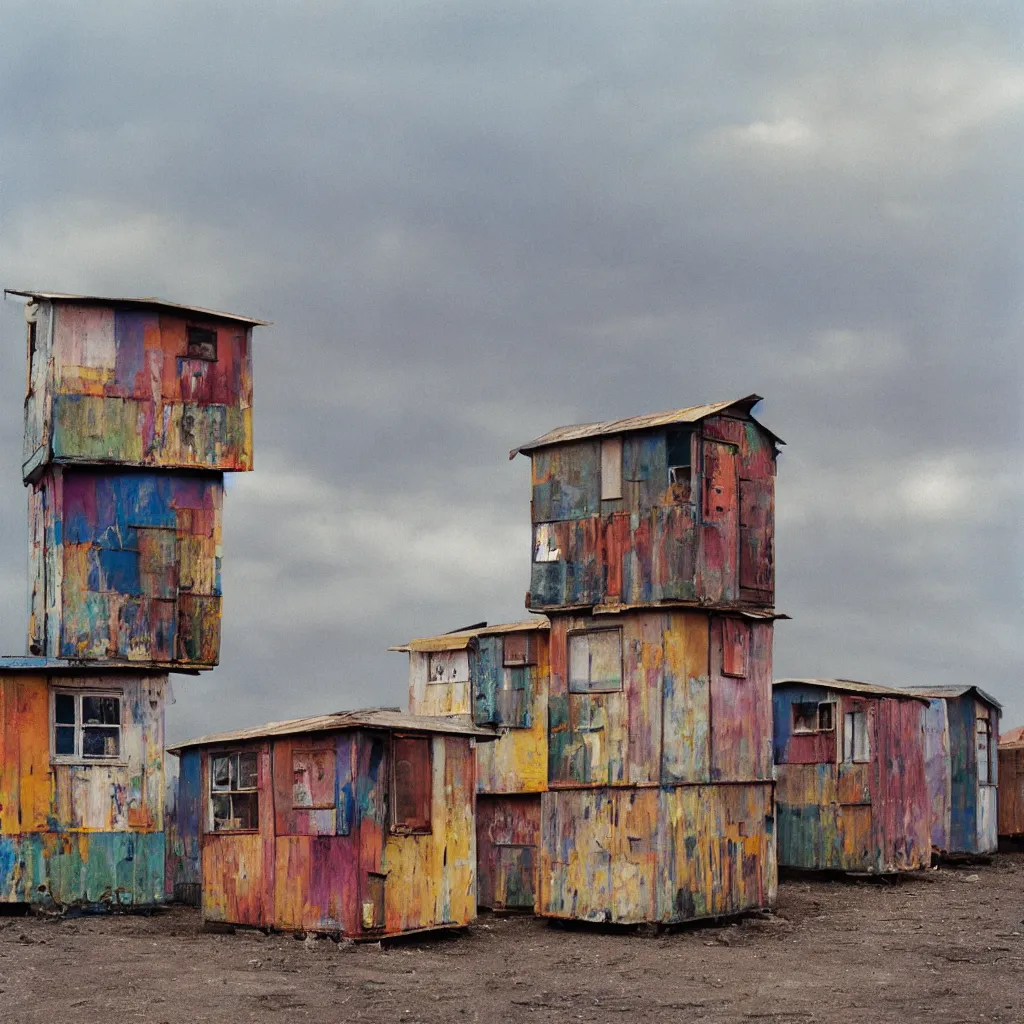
[527,415,776,612]
[0,671,167,906]
[548,611,773,788]
[28,466,224,667]
[23,301,253,479]
[198,730,477,937]
[539,783,775,924]
[773,684,931,873]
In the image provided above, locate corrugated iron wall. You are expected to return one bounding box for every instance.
[774,685,931,873]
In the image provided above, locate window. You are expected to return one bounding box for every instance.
[568,629,623,693]
[52,690,122,761]
[292,750,336,809]
[721,619,748,677]
[843,710,870,762]
[392,735,431,833]
[666,428,693,487]
[210,751,259,831]
[427,650,470,684]
[186,324,218,361]
[793,701,835,734]
[533,523,561,562]
[977,718,994,785]
[601,438,622,500]
[503,634,537,667]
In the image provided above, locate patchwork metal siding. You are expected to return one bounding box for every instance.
[548,610,773,789]
[773,685,931,873]
[538,784,775,924]
[29,467,224,667]
[165,749,202,900]
[197,730,478,938]
[527,415,776,613]
[476,795,541,910]
[998,744,1024,837]
[27,302,254,478]
[0,671,168,906]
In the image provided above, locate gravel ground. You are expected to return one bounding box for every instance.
[0,854,1020,1023]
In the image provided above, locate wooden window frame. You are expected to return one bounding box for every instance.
[568,628,624,694]
[793,701,835,735]
[50,688,125,765]
[209,749,260,833]
[977,718,995,786]
[390,734,432,835]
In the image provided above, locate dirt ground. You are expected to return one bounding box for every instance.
[0,855,1021,1024]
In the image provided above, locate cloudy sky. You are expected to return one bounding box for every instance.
[0,1,1020,741]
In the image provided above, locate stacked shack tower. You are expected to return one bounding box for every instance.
[0,289,262,907]
[510,395,783,924]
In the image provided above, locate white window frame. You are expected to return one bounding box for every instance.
[568,628,624,694]
[50,688,125,764]
[843,710,870,763]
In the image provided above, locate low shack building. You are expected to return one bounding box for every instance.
[773,679,931,874]
[0,659,168,907]
[395,619,550,911]
[902,686,1001,856]
[167,709,494,938]
[998,728,1024,841]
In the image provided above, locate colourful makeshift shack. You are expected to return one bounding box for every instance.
[166,709,495,938]
[508,395,784,924]
[998,728,1024,840]
[396,619,550,911]
[0,659,168,906]
[901,686,1001,856]
[773,679,931,874]
[0,288,263,908]
[7,289,265,669]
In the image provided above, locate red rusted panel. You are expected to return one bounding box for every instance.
[710,619,773,781]
[698,440,739,605]
[702,415,745,445]
[739,477,774,598]
[476,794,541,909]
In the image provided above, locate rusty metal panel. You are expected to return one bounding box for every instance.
[476,794,541,910]
[711,619,773,782]
[739,477,774,599]
[998,743,1024,837]
[530,441,601,522]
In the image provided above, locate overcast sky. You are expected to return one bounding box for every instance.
[0,1,1020,741]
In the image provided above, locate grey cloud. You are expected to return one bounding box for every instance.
[0,1,1020,741]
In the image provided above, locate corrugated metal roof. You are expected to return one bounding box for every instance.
[900,685,1003,711]
[773,678,931,703]
[167,707,497,753]
[389,618,550,653]
[4,289,270,326]
[509,394,783,459]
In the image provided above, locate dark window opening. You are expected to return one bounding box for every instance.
[210,751,259,831]
[52,689,122,761]
[186,325,218,361]
[392,735,431,833]
[666,428,693,487]
[793,701,835,735]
